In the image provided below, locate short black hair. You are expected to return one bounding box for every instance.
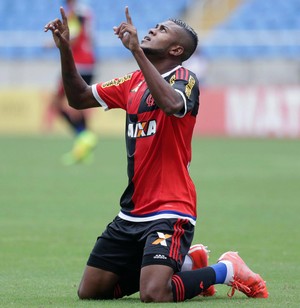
[169,18,198,61]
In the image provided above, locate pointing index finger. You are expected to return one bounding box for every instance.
[60,7,68,26]
[125,6,133,25]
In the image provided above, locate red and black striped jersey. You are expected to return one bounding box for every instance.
[92,65,199,225]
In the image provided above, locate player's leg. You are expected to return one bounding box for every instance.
[78,265,141,300]
[140,262,217,302]
[138,223,214,301]
[169,251,268,301]
[42,83,65,132]
[78,266,119,299]
[139,218,202,302]
[183,244,216,296]
[66,73,92,135]
[62,126,97,165]
[62,73,93,135]
[54,78,87,135]
[60,73,97,164]
[78,217,143,299]
[140,264,174,302]
[140,252,268,302]
[44,78,87,135]
[60,107,87,134]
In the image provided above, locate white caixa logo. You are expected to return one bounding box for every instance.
[127,120,157,138]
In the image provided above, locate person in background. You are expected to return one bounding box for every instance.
[45,6,268,302]
[44,0,97,165]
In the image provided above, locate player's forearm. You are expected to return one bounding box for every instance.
[59,46,89,109]
[132,48,183,115]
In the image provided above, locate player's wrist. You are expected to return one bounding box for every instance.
[59,43,72,56]
[131,46,145,59]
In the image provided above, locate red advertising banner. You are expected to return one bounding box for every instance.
[195,87,300,138]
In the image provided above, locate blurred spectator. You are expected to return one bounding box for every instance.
[44,0,97,165]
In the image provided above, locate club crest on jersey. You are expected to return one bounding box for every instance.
[146,94,155,107]
[152,232,172,246]
[127,119,156,138]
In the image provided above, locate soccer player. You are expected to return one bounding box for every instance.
[44,0,97,165]
[44,6,268,302]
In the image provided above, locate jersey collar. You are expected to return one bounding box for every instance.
[161,65,182,78]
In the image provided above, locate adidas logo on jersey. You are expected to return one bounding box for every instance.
[153,254,167,260]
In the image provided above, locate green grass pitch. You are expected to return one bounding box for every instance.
[1,136,299,307]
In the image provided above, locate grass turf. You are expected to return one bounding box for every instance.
[0,136,299,307]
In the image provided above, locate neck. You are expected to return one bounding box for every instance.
[147,55,182,75]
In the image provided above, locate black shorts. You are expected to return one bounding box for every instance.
[87,216,194,276]
[81,73,93,85]
[57,73,94,96]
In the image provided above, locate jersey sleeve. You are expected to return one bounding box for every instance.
[167,68,199,118]
[91,72,135,111]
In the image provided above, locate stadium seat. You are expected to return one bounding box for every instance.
[0,0,192,59]
[201,0,300,59]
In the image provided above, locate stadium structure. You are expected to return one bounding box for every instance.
[0,0,299,137]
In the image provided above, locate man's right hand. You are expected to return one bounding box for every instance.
[113,7,141,54]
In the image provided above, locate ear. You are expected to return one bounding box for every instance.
[169,45,184,57]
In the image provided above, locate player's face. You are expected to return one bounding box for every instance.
[141,21,181,56]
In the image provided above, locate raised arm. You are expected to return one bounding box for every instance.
[113,7,184,116]
[44,7,98,110]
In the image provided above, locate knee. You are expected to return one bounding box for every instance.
[77,266,118,300]
[140,283,171,303]
[77,284,107,300]
[77,285,93,300]
[140,265,174,302]
[140,284,158,302]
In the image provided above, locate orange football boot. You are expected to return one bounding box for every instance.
[218,251,268,298]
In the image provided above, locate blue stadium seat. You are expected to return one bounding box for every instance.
[201,0,300,59]
[0,0,192,60]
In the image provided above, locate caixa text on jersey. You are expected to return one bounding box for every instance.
[127,120,157,138]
